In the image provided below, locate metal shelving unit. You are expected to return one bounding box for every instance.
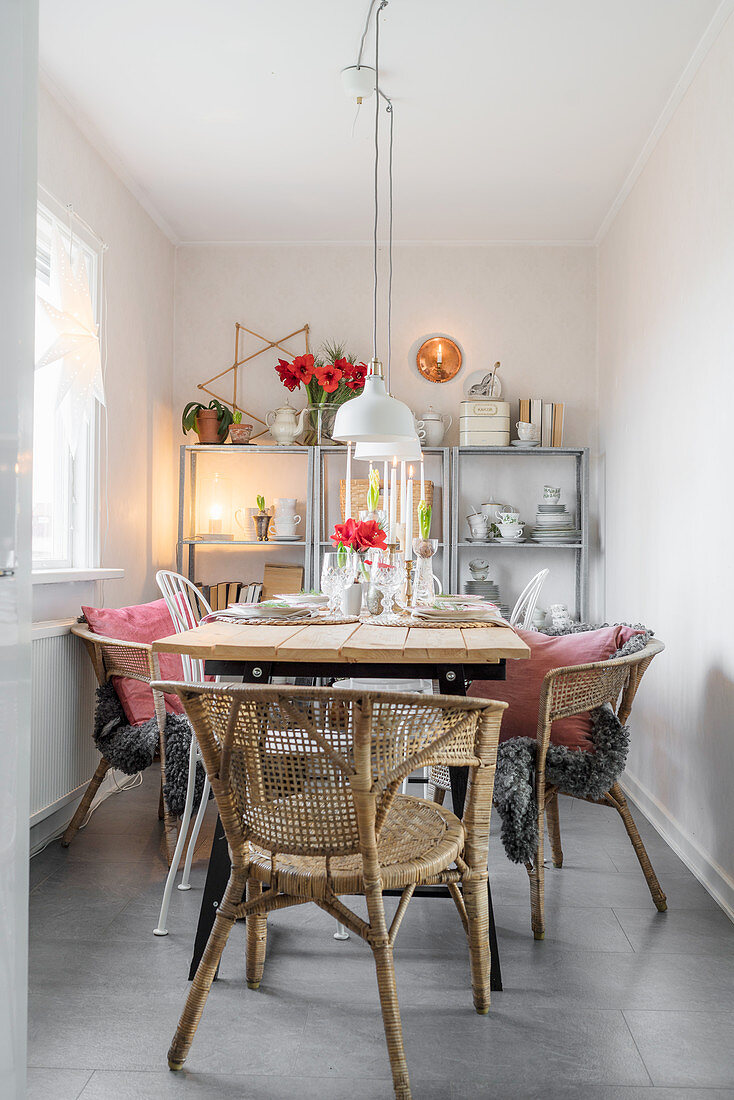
[450,446,589,620]
[312,446,451,594]
[175,443,589,618]
[176,444,314,587]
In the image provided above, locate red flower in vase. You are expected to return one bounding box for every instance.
[330,518,387,552]
[291,354,314,385]
[275,358,300,391]
[343,360,367,391]
[314,362,343,393]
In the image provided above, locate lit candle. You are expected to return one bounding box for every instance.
[437,342,442,366]
[209,504,222,536]
[420,455,425,502]
[389,457,397,543]
[404,468,413,562]
[345,442,352,520]
[383,461,389,528]
[400,461,406,524]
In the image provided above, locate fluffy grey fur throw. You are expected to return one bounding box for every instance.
[493,623,651,864]
[93,681,206,817]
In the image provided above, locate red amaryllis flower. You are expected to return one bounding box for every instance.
[275,358,300,391]
[314,362,343,393]
[343,361,367,391]
[291,354,314,385]
[330,518,359,549]
[351,519,388,551]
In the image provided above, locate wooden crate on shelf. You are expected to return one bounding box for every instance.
[262,563,304,599]
[339,479,433,528]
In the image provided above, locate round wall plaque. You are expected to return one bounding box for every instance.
[416,336,462,384]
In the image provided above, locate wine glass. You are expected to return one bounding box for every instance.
[321,552,354,614]
[369,549,405,618]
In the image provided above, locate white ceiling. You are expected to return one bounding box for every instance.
[39,0,724,243]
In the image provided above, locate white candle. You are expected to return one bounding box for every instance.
[420,456,425,503]
[345,442,352,520]
[437,342,442,365]
[389,457,397,543]
[404,467,414,561]
[400,461,406,525]
[382,461,389,527]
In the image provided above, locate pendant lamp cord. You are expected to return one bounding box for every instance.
[357,0,379,68]
[386,97,394,389]
[372,3,388,361]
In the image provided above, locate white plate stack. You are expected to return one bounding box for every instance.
[463,577,510,619]
[531,502,581,544]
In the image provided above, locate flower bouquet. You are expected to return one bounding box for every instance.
[275,340,367,445]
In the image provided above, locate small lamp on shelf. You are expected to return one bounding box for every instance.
[197,474,233,541]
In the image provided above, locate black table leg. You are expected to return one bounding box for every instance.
[439,667,503,993]
[187,813,229,980]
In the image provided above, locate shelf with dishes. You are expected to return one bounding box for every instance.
[458,541,582,548]
[184,538,309,547]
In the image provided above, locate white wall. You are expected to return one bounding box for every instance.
[598,14,734,914]
[37,83,177,612]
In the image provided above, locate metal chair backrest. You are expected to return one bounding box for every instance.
[156,570,213,683]
[510,568,549,629]
[156,682,505,860]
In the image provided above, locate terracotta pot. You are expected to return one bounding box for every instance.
[195,409,222,444]
[230,423,253,445]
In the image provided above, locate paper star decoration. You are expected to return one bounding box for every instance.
[36,226,105,454]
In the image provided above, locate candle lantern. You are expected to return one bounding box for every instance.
[197,473,233,540]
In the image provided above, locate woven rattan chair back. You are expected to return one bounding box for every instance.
[178,684,485,859]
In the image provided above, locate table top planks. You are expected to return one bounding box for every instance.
[152,619,530,665]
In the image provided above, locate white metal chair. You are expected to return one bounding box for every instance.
[153,570,214,936]
[509,568,549,630]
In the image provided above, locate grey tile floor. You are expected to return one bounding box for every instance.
[28,770,734,1099]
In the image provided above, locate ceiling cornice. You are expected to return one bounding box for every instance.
[39,67,181,246]
[594,0,734,245]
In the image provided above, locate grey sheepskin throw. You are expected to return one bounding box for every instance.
[93,681,206,817]
[493,624,652,865]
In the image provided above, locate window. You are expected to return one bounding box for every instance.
[33,195,102,569]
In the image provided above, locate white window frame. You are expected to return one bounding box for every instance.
[33,187,103,572]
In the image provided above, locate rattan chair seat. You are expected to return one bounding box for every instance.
[247,794,464,898]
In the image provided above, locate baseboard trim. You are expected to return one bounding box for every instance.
[620,772,734,923]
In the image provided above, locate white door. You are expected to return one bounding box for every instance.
[0,2,38,1096]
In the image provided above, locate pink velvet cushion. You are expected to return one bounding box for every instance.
[468,626,640,751]
[82,599,185,725]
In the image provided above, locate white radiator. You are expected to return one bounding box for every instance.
[30,620,99,825]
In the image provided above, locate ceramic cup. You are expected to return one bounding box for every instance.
[235,506,258,539]
[498,523,523,540]
[467,514,489,538]
[543,485,562,502]
[517,422,540,442]
[274,497,298,514]
[469,558,490,579]
[481,501,504,522]
[274,519,300,537]
[496,509,520,525]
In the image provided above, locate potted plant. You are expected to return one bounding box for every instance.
[230,410,253,445]
[253,494,271,541]
[181,398,234,444]
[274,340,367,445]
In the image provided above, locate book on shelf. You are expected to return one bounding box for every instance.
[552,402,564,447]
[519,398,530,424]
[530,398,543,435]
[541,402,553,447]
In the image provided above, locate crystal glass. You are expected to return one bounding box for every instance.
[369,549,405,618]
[321,551,357,614]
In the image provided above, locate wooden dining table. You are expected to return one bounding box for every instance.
[153,617,530,991]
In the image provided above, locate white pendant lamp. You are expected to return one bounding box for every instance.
[353,436,422,463]
[332,1,418,448]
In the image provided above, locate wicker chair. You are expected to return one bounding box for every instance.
[62,623,177,862]
[527,638,666,940]
[155,682,507,1100]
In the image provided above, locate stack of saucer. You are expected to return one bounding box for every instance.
[531,501,581,544]
[463,578,510,618]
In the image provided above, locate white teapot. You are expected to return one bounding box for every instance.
[266,403,307,446]
[419,406,453,446]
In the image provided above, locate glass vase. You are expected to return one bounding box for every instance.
[302,402,341,446]
[411,538,440,608]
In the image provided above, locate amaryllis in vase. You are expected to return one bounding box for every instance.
[275,340,367,445]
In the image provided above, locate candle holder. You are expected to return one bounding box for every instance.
[411,538,440,608]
